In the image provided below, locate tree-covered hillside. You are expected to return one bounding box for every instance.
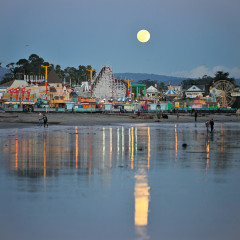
[0,54,95,85]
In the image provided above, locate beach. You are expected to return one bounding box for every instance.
[0,111,239,128]
[1,119,240,240]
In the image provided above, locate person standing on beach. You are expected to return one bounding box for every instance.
[195,111,198,122]
[205,120,209,133]
[38,112,43,126]
[210,119,214,132]
[43,114,48,128]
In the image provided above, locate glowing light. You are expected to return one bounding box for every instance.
[44,134,47,179]
[15,137,18,169]
[75,126,78,169]
[131,127,134,169]
[89,132,92,175]
[137,30,150,43]
[135,127,138,152]
[117,127,120,161]
[129,128,131,164]
[148,127,151,169]
[175,124,178,161]
[103,127,105,169]
[221,125,224,152]
[109,128,112,168]
[134,170,150,226]
[122,127,124,161]
[206,139,210,170]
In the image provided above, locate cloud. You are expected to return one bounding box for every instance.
[167,66,240,79]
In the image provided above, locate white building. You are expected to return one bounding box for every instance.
[0,79,28,89]
[185,85,205,98]
[167,84,182,94]
[146,85,159,97]
[0,80,29,99]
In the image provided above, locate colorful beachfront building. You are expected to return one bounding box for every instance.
[0,80,29,103]
[2,86,36,111]
[0,69,66,110]
[0,67,231,113]
[146,86,159,98]
[185,85,205,98]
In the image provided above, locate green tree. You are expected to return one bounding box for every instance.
[4,62,16,81]
[1,73,14,84]
[62,65,95,85]
[55,65,65,80]
[6,62,15,73]
[200,75,214,95]
[64,67,78,85]
[78,65,87,83]
[15,58,29,78]
[214,71,235,84]
[28,54,44,74]
[158,82,166,92]
[2,54,95,86]
[137,79,157,88]
[14,54,46,77]
[181,79,197,89]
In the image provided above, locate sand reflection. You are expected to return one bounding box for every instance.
[75,126,78,169]
[175,124,178,162]
[134,169,150,240]
[134,169,150,225]
[2,123,240,240]
[15,135,18,169]
[134,126,151,240]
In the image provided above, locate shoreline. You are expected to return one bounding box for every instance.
[0,112,239,129]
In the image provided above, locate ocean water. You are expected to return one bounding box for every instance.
[0,122,240,240]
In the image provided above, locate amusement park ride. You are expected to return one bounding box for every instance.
[86,67,240,107]
[41,64,52,100]
[17,64,240,107]
[86,68,96,97]
[85,66,127,100]
[210,80,240,107]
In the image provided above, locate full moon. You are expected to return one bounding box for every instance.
[137,30,150,43]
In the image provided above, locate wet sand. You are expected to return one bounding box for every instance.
[0,112,239,128]
[1,122,240,240]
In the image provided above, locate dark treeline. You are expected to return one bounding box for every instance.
[181,72,236,94]
[1,54,236,91]
[137,79,167,92]
[0,54,95,85]
[137,71,236,95]
[137,71,235,94]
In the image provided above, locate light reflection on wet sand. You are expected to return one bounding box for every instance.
[1,123,240,240]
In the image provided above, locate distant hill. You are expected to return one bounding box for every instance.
[0,67,9,81]
[235,79,240,86]
[114,73,186,85]
[1,68,239,86]
[115,72,240,86]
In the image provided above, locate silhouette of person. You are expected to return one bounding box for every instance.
[210,119,214,132]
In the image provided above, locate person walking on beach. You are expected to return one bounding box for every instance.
[195,111,198,122]
[38,112,43,126]
[205,120,209,133]
[43,114,48,128]
[210,119,214,132]
[176,108,179,119]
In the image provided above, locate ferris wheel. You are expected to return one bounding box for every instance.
[211,80,236,107]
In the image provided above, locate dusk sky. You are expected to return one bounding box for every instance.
[1,0,240,78]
